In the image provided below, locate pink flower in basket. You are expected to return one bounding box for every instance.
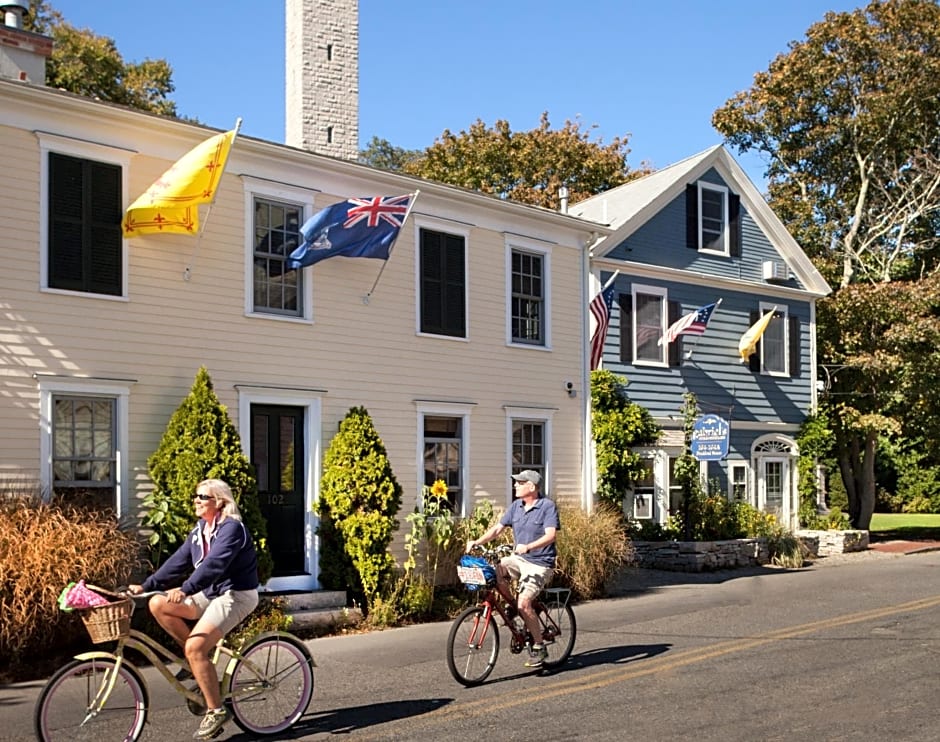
[60,580,110,610]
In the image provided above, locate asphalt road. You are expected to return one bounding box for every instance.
[7,550,940,741]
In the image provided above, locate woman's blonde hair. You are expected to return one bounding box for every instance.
[197,478,243,522]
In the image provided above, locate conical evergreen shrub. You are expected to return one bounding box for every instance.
[316,406,402,611]
[145,366,273,583]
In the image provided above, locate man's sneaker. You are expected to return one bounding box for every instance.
[524,644,548,668]
[193,707,230,739]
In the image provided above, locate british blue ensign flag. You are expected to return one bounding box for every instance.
[287,194,415,269]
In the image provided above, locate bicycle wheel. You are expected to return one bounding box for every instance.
[446,605,500,686]
[538,599,577,668]
[228,631,315,736]
[34,658,148,742]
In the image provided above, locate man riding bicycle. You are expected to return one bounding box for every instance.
[467,469,560,668]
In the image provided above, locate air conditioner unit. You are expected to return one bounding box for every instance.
[762,260,789,283]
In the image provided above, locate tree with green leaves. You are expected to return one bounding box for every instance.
[816,275,940,528]
[358,136,421,172]
[25,0,177,116]
[713,0,940,289]
[590,369,661,511]
[397,112,649,209]
[145,367,273,582]
[315,406,402,612]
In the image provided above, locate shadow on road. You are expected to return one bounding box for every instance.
[226,698,454,739]
[565,642,672,669]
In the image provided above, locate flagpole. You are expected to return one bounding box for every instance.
[682,298,722,361]
[183,118,243,281]
[601,270,620,292]
[363,190,420,304]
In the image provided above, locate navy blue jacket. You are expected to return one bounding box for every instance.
[142,517,259,598]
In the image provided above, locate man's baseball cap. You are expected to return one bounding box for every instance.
[511,470,541,485]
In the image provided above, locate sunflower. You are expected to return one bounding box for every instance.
[429,479,448,498]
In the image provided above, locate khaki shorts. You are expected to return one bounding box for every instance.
[500,553,553,599]
[189,589,259,636]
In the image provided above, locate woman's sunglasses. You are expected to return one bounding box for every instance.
[194,493,212,501]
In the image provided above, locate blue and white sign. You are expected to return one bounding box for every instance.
[690,414,730,461]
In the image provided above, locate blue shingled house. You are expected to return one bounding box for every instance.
[572,145,831,530]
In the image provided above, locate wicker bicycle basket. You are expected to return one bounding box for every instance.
[78,586,134,644]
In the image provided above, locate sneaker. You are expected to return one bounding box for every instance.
[524,644,548,668]
[193,707,230,739]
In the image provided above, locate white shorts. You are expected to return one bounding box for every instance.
[189,589,259,636]
[500,553,553,599]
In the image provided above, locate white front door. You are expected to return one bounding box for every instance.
[759,456,789,523]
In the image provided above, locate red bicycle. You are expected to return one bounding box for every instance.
[446,545,576,686]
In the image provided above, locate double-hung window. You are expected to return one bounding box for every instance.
[508,242,549,346]
[419,226,466,338]
[633,285,666,365]
[253,197,303,317]
[38,376,132,516]
[699,182,728,253]
[244,178,314,320]
[760,303,788,376]
[418,402,472,515]
[507,406,553,502]
[39,134,129,298]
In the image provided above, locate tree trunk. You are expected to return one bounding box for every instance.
[855,430,878,531]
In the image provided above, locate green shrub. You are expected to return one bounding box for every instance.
[0,492,141,679]
[144,367,273,583]
[591,370,661,510]
[316,406,402,613]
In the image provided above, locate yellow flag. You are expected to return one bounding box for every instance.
[123,129,236,237]
[738,307,777,362]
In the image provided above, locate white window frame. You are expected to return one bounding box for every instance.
[632,284,667,367]
[37,375,133,517]
[759,301,789,377]
[505,406,554,506]
[728,462,750,503]
[242,177,316,323]
[37,132,132,300]
[505,237,552,349]
[629,457,656,520]
[416,401,473,517]
[698,181,729,255]
[414,216,471,341]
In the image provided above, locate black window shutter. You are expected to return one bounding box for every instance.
[789,315,801,377]
[686,184,698,249]
[668,301,681,367]
[89,160,122,296]
[748,309,761,372]
[729,194,742,257]
[420,229,443,333]
[617,293,633,364]
[420,229,465,337]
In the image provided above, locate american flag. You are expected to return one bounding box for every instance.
[662,302,718,345]
[287,193,416,269]
[589,285,616,370]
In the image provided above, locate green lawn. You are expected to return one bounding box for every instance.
[869,513,940,539]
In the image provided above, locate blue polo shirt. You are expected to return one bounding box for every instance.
[500,495,560,568]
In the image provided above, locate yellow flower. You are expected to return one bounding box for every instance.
[430,479,448,498]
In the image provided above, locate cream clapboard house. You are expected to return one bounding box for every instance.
[0,71,607,591]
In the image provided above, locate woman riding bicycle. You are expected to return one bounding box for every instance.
[466,470,560,668]
[129,478,259,740]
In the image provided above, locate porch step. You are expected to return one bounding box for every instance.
[263,590,363,632]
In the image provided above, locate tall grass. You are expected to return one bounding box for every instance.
[555,504,633,599]
[0,490,141,676]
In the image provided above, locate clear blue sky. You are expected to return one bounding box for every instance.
[52,0,862,189]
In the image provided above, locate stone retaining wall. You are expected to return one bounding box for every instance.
[632,539,769,572]
[795,529,869,557]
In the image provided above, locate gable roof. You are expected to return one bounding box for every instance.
[570,144,831,297]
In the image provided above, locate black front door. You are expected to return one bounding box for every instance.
[251,405,305,576]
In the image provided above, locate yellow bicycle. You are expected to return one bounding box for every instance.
[34,587,315,741]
